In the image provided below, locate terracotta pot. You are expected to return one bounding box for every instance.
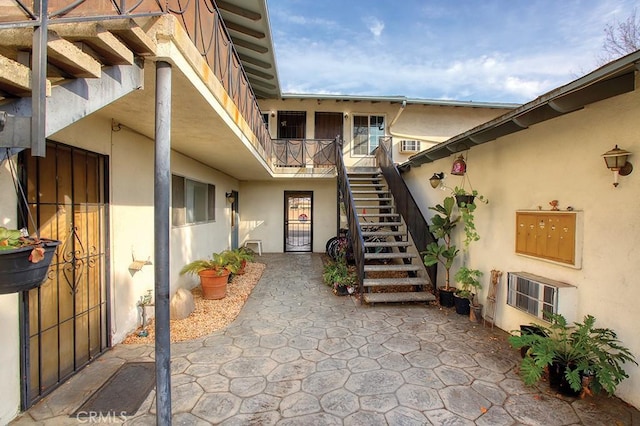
[236,260,247,275]
[469,304,483,323]
[198,269,230,300]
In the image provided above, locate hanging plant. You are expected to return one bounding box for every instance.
[0,227,61,294]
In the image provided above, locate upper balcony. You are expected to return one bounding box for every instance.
[0,1,328,179]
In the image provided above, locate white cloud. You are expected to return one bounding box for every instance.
[268,0,638,103]
[366,17,385,38]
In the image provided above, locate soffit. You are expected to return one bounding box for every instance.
[217,0,281,99]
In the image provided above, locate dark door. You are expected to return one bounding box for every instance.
[314,112,343,140]
[284,191,312,252]
[19,142,109,408]
[230,190,239,249]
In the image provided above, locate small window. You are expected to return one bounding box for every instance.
[172,175,215,226]
[400,140,421,153]
[507,272,577,322]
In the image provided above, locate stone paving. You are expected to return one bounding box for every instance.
[12,253,640,425]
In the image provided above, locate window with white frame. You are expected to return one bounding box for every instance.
[507,272,577,322]
[352,115,385,156]
[172,175,215,226]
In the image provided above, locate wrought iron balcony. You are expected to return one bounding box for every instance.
[0,0,273,168]
[272,138,337,170]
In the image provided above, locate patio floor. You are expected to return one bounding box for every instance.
[11,253,639,425]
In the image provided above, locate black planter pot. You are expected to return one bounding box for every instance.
[455,194,475,208]
[454,294,471,315]
[549,361,581,397]
[519,325,548,358]
[438,288,455,307]
[334,286,350,296]
[0,239,60,294]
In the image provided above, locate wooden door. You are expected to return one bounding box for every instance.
[19,142,109,408]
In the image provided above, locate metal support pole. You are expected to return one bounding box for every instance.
[32,0,48,157]
[154,60,172,425]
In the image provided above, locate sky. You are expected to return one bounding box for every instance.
[265,0,637,104]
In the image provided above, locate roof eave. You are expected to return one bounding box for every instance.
[406,50,640,168]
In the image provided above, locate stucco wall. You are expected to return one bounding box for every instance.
[0,162,21,423]
[239,179,337,253]
[402,82,640,408]
[258,98,511,167]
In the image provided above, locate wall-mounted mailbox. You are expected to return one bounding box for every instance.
[515,211,582,268]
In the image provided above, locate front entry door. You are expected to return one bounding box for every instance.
[19,142,109,408]
[284,191,312,252]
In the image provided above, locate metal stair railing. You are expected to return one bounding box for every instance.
[335,138,365,296]
[375,137,438,286]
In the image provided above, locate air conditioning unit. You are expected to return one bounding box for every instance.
[399,140,420,153]
[507,272,577,322]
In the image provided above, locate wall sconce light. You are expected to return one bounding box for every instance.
[270,111,276,117]
[344,112,349,120]
[602,145,633,187]
[225,192,235,204]
[429,172,445,189]
[451,154,467,176]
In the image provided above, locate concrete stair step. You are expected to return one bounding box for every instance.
[364,241,411,248]
[361,230,405,237]
[364,264,421,272]
[365,252,417,260]
[359,213,399,218]
[354,197,393,202]
[362,292,436,304]
[364,277,429,287]
[361,221,402,227]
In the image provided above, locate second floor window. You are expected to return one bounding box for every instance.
[278,111,306,138]
[352,115,385,156]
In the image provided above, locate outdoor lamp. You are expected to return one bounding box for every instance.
[225,192,235,203]
[451,154,467,176]
[429,172,445,189]
[602,145,633,187]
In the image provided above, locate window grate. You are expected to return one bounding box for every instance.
[507,272,574,321]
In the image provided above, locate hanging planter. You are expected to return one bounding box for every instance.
[0,229,60,294]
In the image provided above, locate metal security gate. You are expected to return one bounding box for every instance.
[19,142,109,408]
[284,191,312,252]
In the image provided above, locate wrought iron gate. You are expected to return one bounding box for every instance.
[284,191,312,252]
[19,142,109,408]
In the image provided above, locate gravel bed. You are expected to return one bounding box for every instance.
[122,262,265,344]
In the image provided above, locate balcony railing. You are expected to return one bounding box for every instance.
[272,139,336,168]
[0,0,273,167]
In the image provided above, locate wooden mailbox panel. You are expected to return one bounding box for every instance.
[516,212,576,265]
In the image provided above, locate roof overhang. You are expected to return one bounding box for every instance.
[405,50,640,168]
[217,0,281,98]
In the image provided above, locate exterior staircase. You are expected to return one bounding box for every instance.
[347,169,435,304]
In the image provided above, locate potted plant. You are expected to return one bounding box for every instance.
[229,247,255,275]
[508,313,637,397]
[322,258,355,296]
[0,226,61,294]
[422,196,460,307]
[452,186,488,248]
[453,266,482,318]
[180,251,239,300]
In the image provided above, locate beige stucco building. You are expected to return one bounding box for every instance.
[0,0,638,422]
